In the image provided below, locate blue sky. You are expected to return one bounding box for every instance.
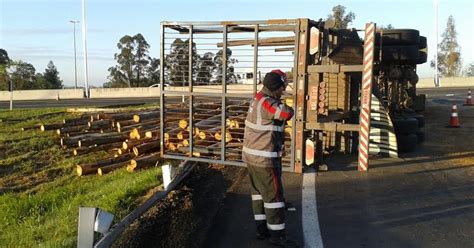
[1,0,473,87]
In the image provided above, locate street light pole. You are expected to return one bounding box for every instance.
[434,0,440,87]
[70,20,80,89]
[81,0,90,98]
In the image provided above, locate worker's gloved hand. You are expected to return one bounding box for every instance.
[278,145,285,157]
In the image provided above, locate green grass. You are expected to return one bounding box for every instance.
[0,108,164,247]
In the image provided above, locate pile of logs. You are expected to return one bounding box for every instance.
[21,108,164,176]
[21,97,294,176]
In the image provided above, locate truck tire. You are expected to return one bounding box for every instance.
[413,115,425,128]
[393,117,419,134]
[376,29,420,45]
[375,45,419,63]
[417,50,427,64]
[403,114,425,128]
[397,133,418,153]
[419,36,427,49]
[415,131,425,144]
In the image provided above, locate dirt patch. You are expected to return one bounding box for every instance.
[113,163,244,248]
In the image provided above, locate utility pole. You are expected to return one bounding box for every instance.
[434,0,440,87]
[70,20,80,89]
[81,0,90,98]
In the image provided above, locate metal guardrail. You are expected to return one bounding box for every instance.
[94,160,196,248]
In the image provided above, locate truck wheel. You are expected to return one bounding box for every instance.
[413,115,425,128]
[397,133,418,153]
[419,36,427,49]
[377,29,420,45]
[375,45,419,62]
[402,114,425,128]
[417,50,427,64]
[393,117,419,134]
[415,131,425,144]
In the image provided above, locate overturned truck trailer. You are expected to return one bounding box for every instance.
[159,18,427,173]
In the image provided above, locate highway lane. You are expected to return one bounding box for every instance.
[1,87,469,109]
[0,97,160,109]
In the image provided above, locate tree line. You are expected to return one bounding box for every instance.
[0,49,63,91]
[105,34,238,88]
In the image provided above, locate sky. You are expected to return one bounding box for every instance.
[1,0,473,88]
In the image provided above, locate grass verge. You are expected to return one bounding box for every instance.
[0,108,163,247]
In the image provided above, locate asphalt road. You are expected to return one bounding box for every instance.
[206,87,474,248]
[0,87,469,110]
[0,97,160,109]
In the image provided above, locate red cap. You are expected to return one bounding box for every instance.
[271,69,286,78]
[271,70,287,85]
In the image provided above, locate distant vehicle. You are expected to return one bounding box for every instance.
[149,83,170,88]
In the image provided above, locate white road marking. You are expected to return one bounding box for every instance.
[302,168,324,248]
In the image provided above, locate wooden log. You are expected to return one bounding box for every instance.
[76,153,134,176]
[88,119,113,129]
[167,142,178,151]
[97,161,130,175]
[117,148,130,155]
[21,125,42,131]
[123,138,149,150]
[117,119,159,133]
[133,111,160,123]
[97,112,136,121]
[133,140,160,156]
[40,123,64,131]
[178,119,188,129]
[63,117,89,126]
[127,152,161,172]
[78,134,128,147]
[115,120,137,130]
[56,125,87,135]
[176,130,190,140]
[61,137,80,147]
[145,130,159,139]
[214,130,233,143]
[72,141,123,156]
[129,124,161,139]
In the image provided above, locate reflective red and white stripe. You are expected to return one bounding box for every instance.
[358,23,376,172]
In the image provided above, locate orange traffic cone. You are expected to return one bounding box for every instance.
[464,89,473,106]
[447,103,460,128]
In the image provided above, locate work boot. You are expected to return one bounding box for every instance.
[285,201,296,211]
[269,236,299,248]
[256,223,270,240]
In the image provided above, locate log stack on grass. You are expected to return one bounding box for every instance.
[21,98,282,176]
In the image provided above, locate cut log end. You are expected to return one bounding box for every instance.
[133,115,140,123]
[179,119,188,129]
[76,165,83,176]
[133,147,139,156]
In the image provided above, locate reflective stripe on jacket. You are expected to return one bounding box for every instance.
[242,88,294,167]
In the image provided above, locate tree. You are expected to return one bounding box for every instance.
[0,49,10,91]
[0,49,9,65]
[196,52,215,85]
[107,34,152,87]
[164,38,200,86]
[212,48,238,84]
[463,62,474,76]
[10,61,37,90]
[146,58,160,86]
[327,5,355,29]
[42,61,63,89]
[430,15,462,77]
[379,24,394,31]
